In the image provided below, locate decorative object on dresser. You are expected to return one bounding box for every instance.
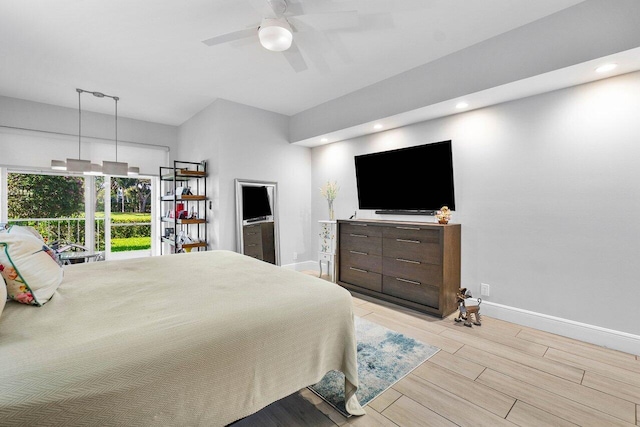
[318,220,337,281]
[336,219,461,318]
[320,181,339,221]
[435,206,452,224]
[159,161,208,254]
[235,179,280,265]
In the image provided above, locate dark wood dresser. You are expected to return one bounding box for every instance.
[337,219,461,317]
[243,221,275,264]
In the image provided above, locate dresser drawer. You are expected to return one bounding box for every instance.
[382,257,443,286]
[340,223,382,238]
[341,250,382,274]
[340,265,382,292]
[383,238,441,265]
[340,233,382,256]
[244,243,263,260]
[383,275,439,309]
[382,225,440,243]
[243,229,263,246]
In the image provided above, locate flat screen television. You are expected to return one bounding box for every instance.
[242,186,272,221]
[355,140,455,213]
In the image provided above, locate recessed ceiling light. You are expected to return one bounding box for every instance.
[320,138,328,143]
[595,63,618,73]
[373,124,383,130]
[456,102,469,109]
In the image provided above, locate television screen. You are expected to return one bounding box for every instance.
[355,140,455,212]
[242,186,272,220]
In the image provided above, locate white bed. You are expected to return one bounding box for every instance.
[0,250,363,426]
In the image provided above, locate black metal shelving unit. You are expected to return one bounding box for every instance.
[159,160,207,254]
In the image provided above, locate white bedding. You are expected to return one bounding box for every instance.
[0,250,363,426]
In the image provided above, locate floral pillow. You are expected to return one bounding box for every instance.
[0,275,6,317]
[0,228,63,306]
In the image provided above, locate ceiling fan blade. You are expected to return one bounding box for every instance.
[289,11,358,31]
[282,41,308,73]
[324,32,353,64]
[284,0,305,16]
[201,27,257,47]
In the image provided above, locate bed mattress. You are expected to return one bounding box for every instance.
[0,250,363,426]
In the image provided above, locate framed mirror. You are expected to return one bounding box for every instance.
[235,179,280,265]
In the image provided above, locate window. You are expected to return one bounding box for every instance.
[2,170,156,259]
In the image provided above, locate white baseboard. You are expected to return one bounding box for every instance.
[281,260,318,272]
[482,301,640,356]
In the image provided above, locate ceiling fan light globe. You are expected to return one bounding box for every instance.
[259,19,293,52]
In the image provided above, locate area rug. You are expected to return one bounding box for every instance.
[309,316,439,416]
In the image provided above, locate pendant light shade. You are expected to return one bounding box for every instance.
[51,160,67,171]
[66,158,92,173]
[51,88,139,176]
[258,18,293,52]
[102,161,129,176]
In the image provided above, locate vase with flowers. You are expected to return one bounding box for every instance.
[320,181,339,220]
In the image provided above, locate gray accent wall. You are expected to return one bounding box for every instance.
[311,71,640,336]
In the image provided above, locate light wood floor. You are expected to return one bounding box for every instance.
[235,291,640,427]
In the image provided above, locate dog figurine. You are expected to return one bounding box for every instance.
[454,287,482,327]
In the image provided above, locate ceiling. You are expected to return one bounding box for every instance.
[0,0,584,126]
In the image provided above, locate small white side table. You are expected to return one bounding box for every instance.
[318,220,337,282]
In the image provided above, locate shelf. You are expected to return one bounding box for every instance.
[161,237,207,249]
[178,169,206,177]
[161,218,206,224]
[159,160,207,255]
[161,195,206,201]
[160,170,206,181]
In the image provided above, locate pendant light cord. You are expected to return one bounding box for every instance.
[114,96,119,162]
[77,88,82,160]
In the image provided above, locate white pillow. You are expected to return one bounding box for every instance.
[0,275,6,317]
[9,224,45,242]
[0,229,63,306]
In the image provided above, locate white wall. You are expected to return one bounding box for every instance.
[178,99,312,265]
[311,71,640,336]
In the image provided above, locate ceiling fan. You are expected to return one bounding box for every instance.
[201,0,363,72]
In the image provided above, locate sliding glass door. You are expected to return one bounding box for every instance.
[2,169,156,259]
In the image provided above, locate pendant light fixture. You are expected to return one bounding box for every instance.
[52,88,139,176]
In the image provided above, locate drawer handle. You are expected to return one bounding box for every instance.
[349,223,367,226]
[396,277,421,286]
[397,238,421,244]
[350,267,368,273]
[350,250,368,255]
[247,244,257,247]
[396,226,420,230]
[396,258,421,265]
[350,234,368,238]
[246,232,257,235]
